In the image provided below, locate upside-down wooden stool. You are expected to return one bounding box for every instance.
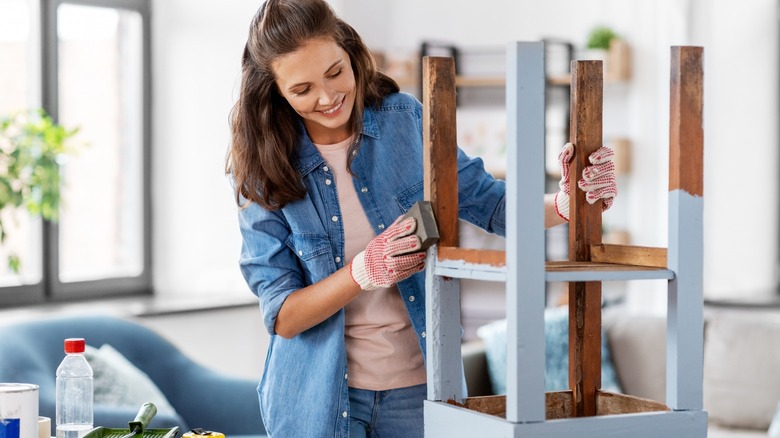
[422,42,706,437]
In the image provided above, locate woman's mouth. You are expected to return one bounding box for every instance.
[321,96,345,117]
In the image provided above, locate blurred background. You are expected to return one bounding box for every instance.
[0,0,777,379]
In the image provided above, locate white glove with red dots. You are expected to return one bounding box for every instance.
[350,216,426,291]
[554,142,618,221]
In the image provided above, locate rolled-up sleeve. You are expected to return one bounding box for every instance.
[456,148,506,237]
[238,201,303,335]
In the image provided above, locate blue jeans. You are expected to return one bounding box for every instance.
[348,384,426,438]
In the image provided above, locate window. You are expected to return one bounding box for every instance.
[0,0,151,306]
[0,0,43,295]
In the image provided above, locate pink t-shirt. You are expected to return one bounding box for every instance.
[314,136,426,391]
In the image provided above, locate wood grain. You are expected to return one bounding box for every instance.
[449,391,670,419]
[423,57,459,247]
[589,244,668,268]
[568,60,604,418]
[597,390,670,415]
[437,247,505,267]
[669,46,704,196]
[447,391,574,420]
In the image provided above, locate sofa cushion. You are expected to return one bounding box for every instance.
[603,312,666,402]
[704,317,780,430]
[708,425,773,438]
[85,344,178,417]
[461,340,492,397]
[476,306,621,395]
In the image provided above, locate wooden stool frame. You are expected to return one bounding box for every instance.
[422,42,707,437]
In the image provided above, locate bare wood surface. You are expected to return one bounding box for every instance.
[545,391,575,420]
[546,261,666,272]
[589,244,668,268]
[568,60,604,418]
[448,391,574,420]
[669,46,704,196]
[437,247,505,266]
[436,248,668,273]
[423,57,459,247]
[597,390,670,415]
[448,395,506,417]
[449,391,670,419]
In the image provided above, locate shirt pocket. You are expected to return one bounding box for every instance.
[285,233,334,285]
[394,179,424,212]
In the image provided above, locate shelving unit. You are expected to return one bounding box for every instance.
[448,73,622,88]
[422,42,706,437]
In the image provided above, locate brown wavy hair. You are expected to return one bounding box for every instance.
[227,0,399,210]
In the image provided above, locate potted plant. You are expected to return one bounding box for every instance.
[581,25,617,63]
[582,25,631,81]
[587,26,618,52]
[0,109,79,273]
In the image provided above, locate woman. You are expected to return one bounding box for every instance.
[227,0,617,436]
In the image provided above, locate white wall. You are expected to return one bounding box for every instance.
[695,0,779,300]
[150,0,779,310]
[151,0,261,298]
[137,306,267,379]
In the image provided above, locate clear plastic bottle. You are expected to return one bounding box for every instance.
[56,338,94,438]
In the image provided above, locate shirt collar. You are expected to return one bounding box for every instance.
[294,106,380,176]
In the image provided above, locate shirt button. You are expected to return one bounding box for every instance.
[323,166,329,172]
[409,295,415,302]
[342,411,348,418]
[361,187,368,193]
[325,179,332,185]
[378,224,385,230]
[344,373,348,379]
[298,250,303,256]
[421,331,426,338]
[352,150,357,156]
[332,216,339,222]
[335,256,342,263]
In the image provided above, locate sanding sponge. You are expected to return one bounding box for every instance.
[402,201,440,251]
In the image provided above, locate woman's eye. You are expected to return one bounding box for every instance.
[292,87,310,96]
[327,69,342,79]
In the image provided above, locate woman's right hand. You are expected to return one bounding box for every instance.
[554,142,618,221]
[350,216,426,290]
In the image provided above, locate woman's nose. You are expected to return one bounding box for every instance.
[317,86,337,106]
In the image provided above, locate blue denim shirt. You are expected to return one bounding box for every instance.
[237,92,506,437]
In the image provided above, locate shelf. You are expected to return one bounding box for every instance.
[433,260,673,283]
[545,261,674,282]
[393,74,625,89]
[547,75,572,86]
[454,75,505,87]
[394,76,417,88]
[433,247,674,283]
[393,74,508,88]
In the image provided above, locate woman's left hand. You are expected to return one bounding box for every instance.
[554,142,618,222]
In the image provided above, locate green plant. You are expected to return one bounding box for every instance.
[586,26,618,50]
[0,108,78,273]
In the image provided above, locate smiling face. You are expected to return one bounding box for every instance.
[272,37,357,144]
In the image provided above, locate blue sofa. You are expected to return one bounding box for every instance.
[0,315,266,437]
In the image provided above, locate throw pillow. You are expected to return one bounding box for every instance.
[704,317,780,430]
[84,344,177,416]
[476,306,622,395]
[602,311,666,401]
